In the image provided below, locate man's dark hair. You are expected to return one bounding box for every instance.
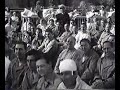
[45,28,53,34]
[36,54,52,64]
[103,41,113,48]
[15,41,27,50]
[80,38,91,45]
[26,49,42,61]
[36,1,40,5]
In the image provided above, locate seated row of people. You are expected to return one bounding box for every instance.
[5,36,115,89]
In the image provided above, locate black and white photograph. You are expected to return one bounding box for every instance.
[5,0,115,90]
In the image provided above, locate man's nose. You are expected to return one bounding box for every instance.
[82,46,85,50]
[105,48,108,53]
[38,66,42,71]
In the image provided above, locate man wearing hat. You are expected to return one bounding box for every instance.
[57,59,92,89]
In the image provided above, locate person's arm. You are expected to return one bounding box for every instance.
[91,69,115,89]
[21,72,29,90]
[37,39,45,50]
[93,32,104,50]
[42,40,55,53]
[21,23,25,34]
[97,32,104,46]
[5,62,12,90]
[92,58,102,82]
[54,50,65,74]
[32,38,36,46]
[81,53,99,84]
[104,73,115,88]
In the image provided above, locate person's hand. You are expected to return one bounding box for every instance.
[91,79,104,89]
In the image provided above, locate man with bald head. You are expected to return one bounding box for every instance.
[54,36,83,74]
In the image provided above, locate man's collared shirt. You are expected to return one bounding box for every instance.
[6,58,27,90]
[22,68,40,90]
[36,73,61,90]
[57,75,92,89]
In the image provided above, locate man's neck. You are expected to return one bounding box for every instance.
[105,53,115,59]
[44,70,53,80]
[68,47,75,51]
[31,68,37,73]
[84,49,91,56]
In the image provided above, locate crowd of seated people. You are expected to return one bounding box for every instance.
[5,1,115,90]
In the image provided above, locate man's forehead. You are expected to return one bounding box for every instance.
[27,55,35,59]
[15,44,25,48]
[81,41,89,45]
[36,59,46,65]
[103,42,112,47]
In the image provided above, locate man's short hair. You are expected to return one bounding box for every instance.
[36,54,52,64]
[15,41,27,50]
[80,38,91,45]
[26,49,42,61]
[45,28,53,34]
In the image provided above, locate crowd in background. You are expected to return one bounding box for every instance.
[5,0,115,90]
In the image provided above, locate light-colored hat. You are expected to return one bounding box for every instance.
[59,59,77,73]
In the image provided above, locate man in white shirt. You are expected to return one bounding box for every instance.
[57,59,92,89]
[74,23,91,50]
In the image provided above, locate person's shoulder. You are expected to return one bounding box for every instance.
[5,57,11,64]
[60,49,67,54]
[90,49,99,57]
[54,73,62,82]
[5,23,9,27]
[75,49,83,54]
[9,58,18,67]
[54,73,62,88]
[11,57,18,63]
[77,76,92,89]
